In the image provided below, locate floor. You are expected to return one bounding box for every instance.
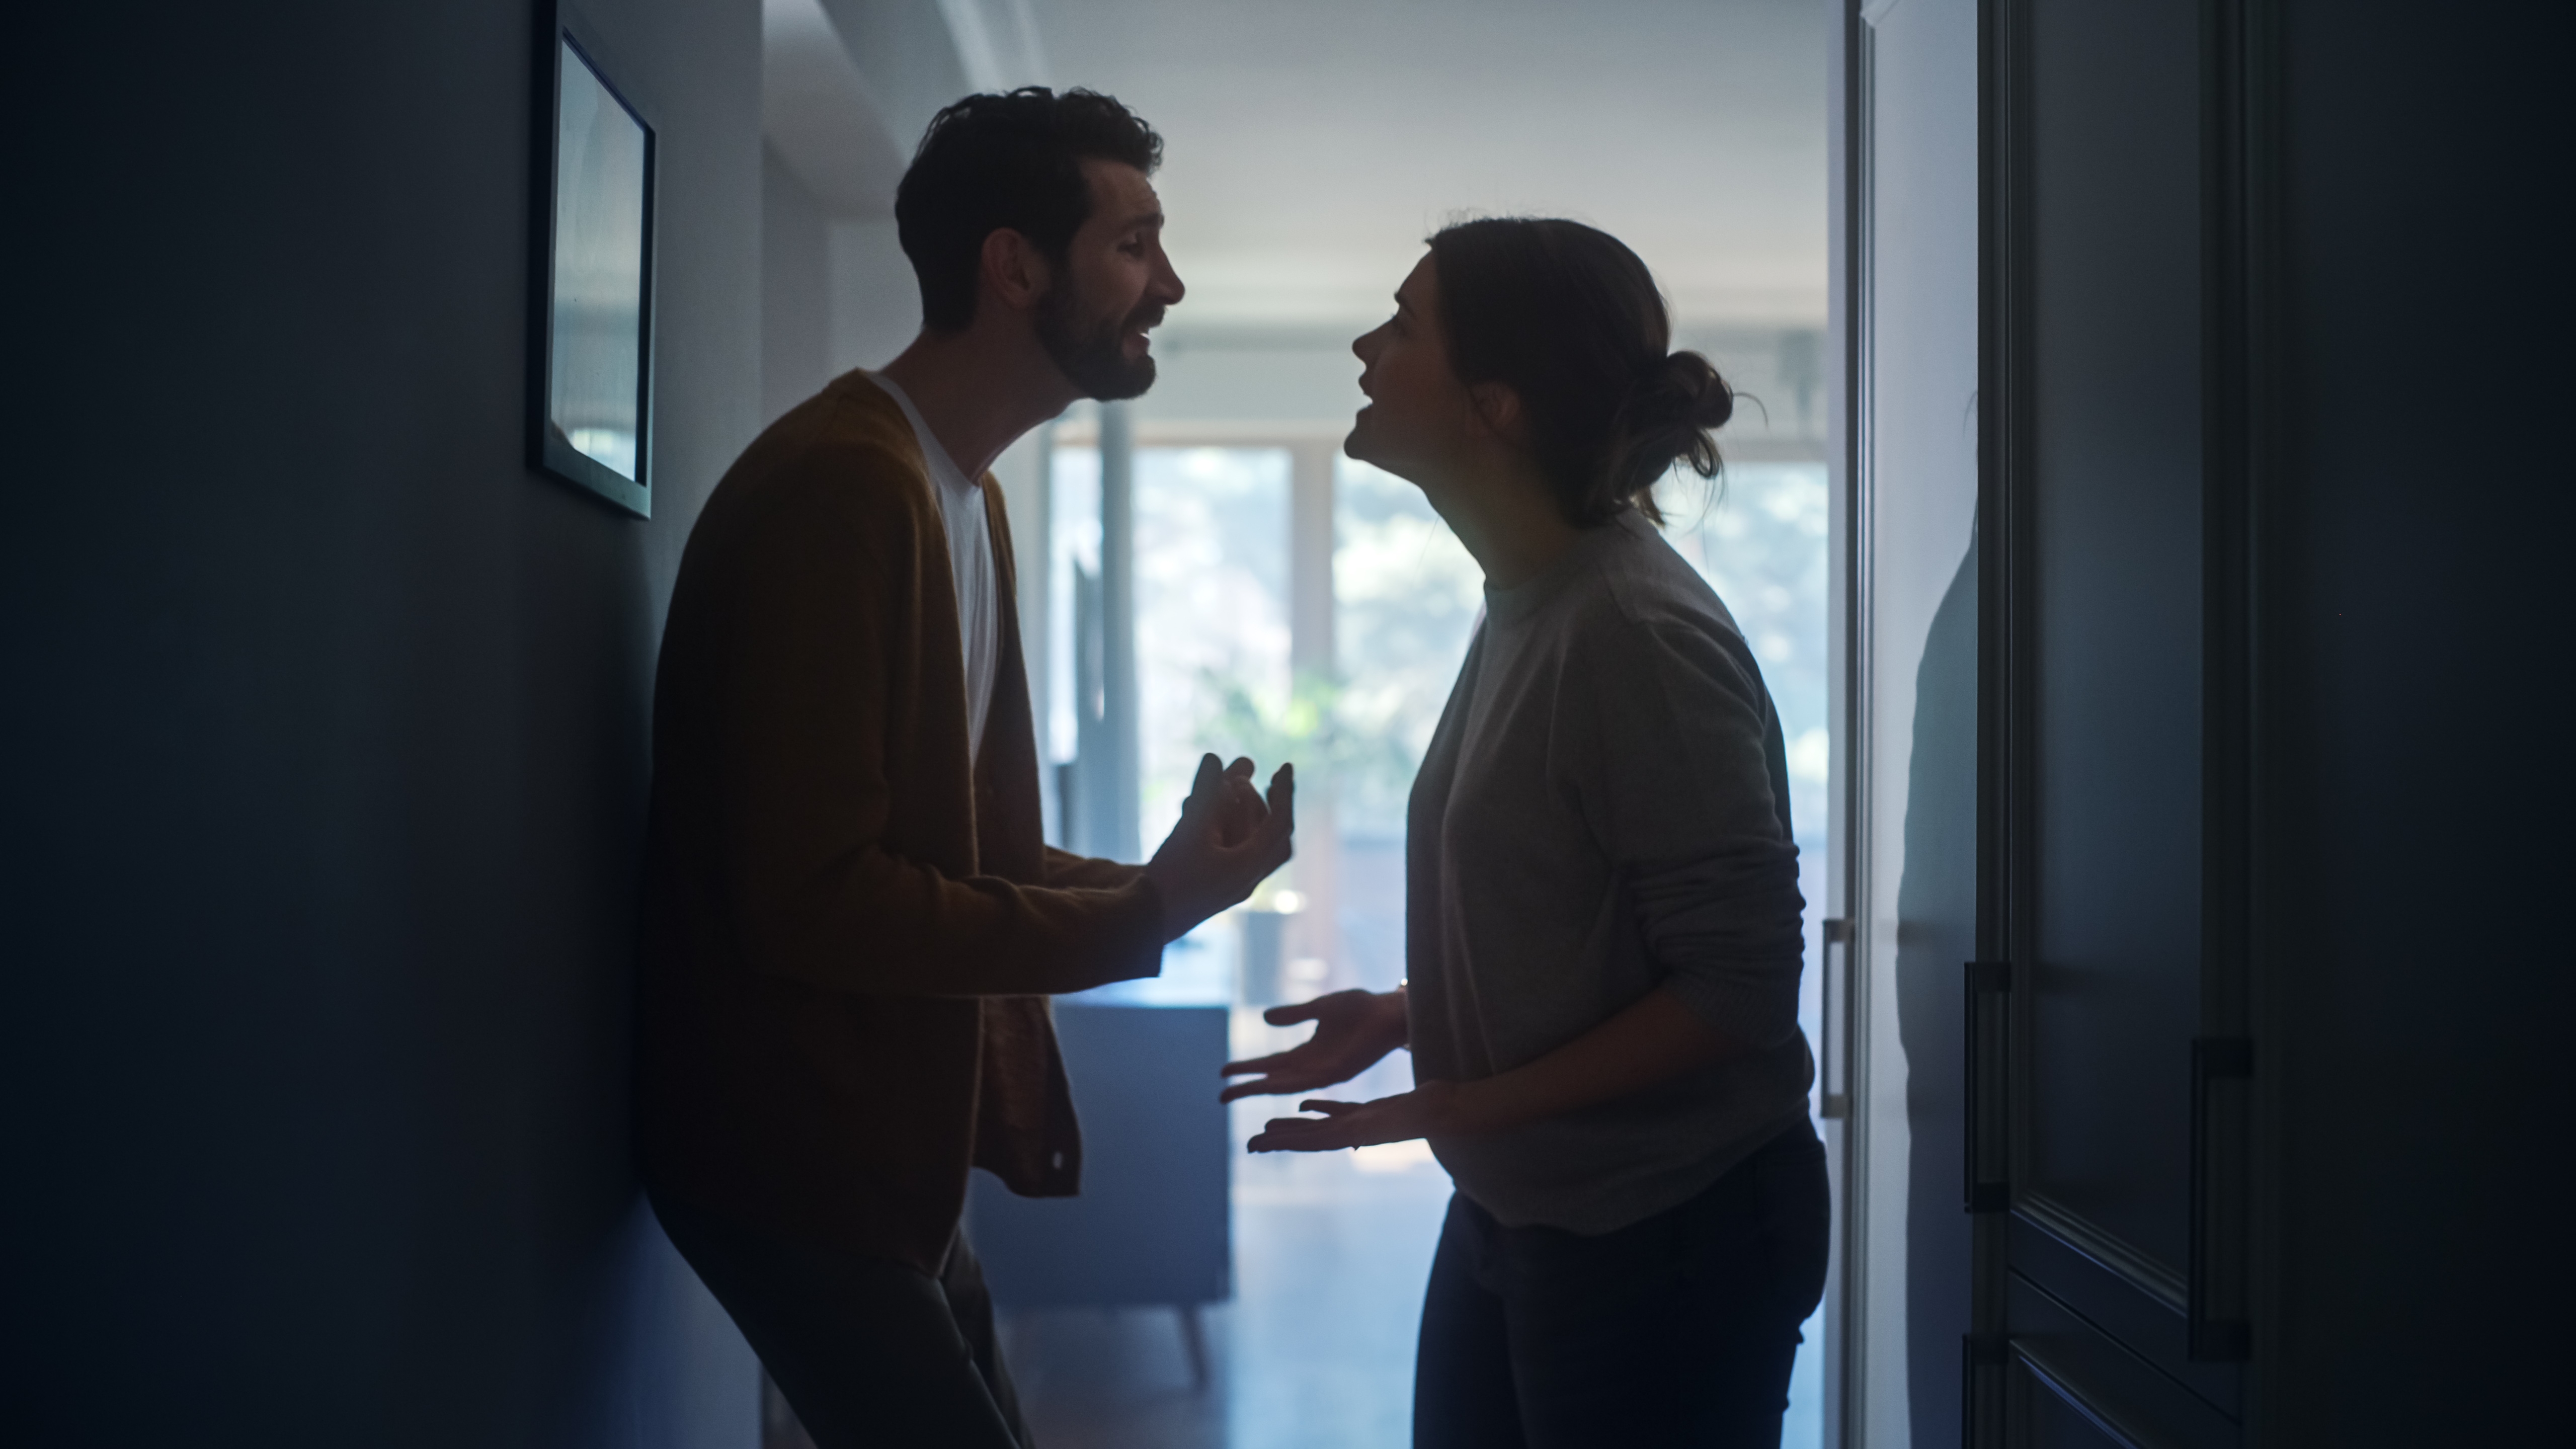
[1000,1024,1827,1449]
[1005,1094,1454,1449]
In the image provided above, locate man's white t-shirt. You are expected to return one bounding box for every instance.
[867,373,998,765]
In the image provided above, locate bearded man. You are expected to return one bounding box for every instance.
[636,89,1292,1448]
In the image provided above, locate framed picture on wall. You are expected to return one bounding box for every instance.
[529,5,656,516]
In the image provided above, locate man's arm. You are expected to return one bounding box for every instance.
[1044,756,1273,893]
[716,477,1285,998]
[1041,847,1143,893]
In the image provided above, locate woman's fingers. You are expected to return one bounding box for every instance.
[1218,1060,1342,1102]
[1221,1032,1340,1078]
[1246,1102,1384,1152]
[1259,1003,1317,1028]
[1261,988,1371,1030]
[1248,1118,1357,1153]
[1220,1050,1294,1076]
[1220,1072,1317,1103]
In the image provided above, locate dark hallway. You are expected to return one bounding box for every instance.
[5,2,2569,1446]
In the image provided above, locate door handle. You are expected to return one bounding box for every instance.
[1820,919,1853,1118]
[2190,1035,2253,1360]
[1965,960,2011,1213]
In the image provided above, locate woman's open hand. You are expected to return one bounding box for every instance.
[1245,1080,1465,1153]
[1220,987,1410,1102]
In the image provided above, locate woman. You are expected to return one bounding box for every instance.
[1221,218,1824,1447]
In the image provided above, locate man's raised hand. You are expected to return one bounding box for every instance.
[1144,753,1294,942]
[1209,755,1268,847]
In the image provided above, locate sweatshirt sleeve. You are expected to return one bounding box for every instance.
[1041,847,1152,894]
[715,469,1167,999]
[1574,614,1806,1049]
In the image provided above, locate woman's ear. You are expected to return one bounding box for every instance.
[980,228,1054,316]
[1468,381,1526,445]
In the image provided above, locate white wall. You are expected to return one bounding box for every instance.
[827,218,923,375]
[1845,0,1982,1442]
[9,0,770,1441]
[763,143,834,423]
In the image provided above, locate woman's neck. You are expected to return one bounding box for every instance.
[1424,451,1581,591]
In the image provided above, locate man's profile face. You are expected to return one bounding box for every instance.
[1035,158,1185,401]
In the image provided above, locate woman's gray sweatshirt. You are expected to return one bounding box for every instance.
[1408,508,1811,1235]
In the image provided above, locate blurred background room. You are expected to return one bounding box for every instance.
[23,0,2553,1444]
[762,3,1830,1444]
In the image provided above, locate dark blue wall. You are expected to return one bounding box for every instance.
[2268,1,2574,1435]
[3,2,762,1443]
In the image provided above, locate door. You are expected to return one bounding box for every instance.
[1968,0,2260,1443]
[1837,0,1984,1442]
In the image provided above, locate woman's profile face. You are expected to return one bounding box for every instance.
[1345,254,1484,485]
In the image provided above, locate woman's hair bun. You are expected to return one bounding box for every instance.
[1614,350,1734,491]
[1425,217,1736,525]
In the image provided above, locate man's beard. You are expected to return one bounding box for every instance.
[1036,281,1161,401]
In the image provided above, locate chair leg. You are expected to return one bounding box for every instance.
[1177,1303,1211,1391]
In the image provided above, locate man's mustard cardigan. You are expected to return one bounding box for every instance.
[637,372,1166,1274]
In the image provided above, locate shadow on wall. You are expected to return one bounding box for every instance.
[570,1201,767,1449]
[5,0,764,1444]
[1895,530,1977,1446]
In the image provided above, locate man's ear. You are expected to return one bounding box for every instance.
[1468,381,1526,445]
[979,228,1054,317]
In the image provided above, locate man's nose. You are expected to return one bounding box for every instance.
[1152,250,1186,305]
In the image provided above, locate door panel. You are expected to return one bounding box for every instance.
[1975,0,2252,1441]
[2021,0,2205,1286]
[2007,1216,2237,1417]
[2006,1276,2239,1449]
[2022,1385,2132,1449]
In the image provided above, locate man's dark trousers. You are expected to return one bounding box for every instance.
[652,1188,1030,1448]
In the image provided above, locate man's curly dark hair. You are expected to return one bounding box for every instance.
[894,87,1164,332]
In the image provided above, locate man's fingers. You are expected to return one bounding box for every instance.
[1300,1099,1360,1116]
[1176,753,1224,827]
[1220,778,1268,842]
[1269,765,1296,849]
[1227,756,1256,781]
[1227,777,1268,818]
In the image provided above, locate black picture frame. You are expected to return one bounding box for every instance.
[529,3,657,517]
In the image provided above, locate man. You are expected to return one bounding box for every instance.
[636,89,1291,1447]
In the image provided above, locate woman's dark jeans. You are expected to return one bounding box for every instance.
[1413,1118,1830,1448]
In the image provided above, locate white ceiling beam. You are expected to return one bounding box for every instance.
[760,0,1055,218]
[762,0,909,217]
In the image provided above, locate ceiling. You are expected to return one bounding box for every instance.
[1032,0,1829,334]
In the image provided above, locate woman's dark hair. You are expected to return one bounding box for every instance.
[895,88,1164,332]
[1426,218,1733,525]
